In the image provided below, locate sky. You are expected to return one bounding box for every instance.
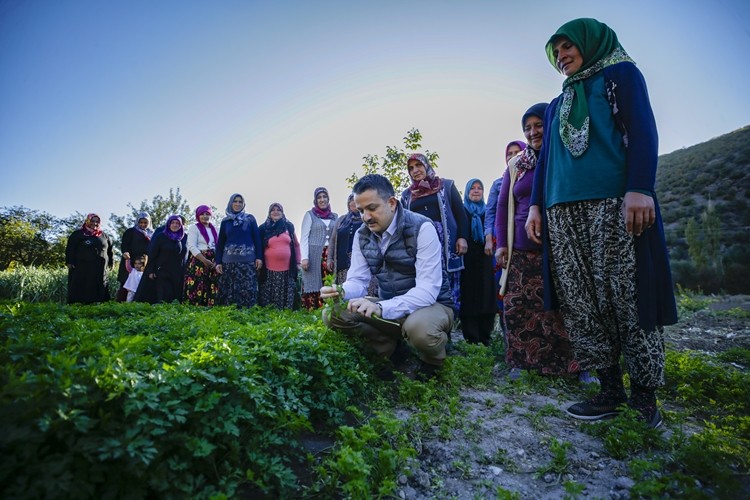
[1,0,749,234]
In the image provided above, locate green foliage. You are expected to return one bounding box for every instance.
[675,285,714,315]
[347,128,440,194]
[0,206,81,270]
[0,303,369,498]
[582,406,665,460]
[658,125,750,292]
[536,438,572,477]
[0,266,119,303]
[311,412,416,498]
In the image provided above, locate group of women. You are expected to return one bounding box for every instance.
[65,18,676,427]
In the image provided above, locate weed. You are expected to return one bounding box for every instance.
[562,480,586,499]
[582,407,665,460]
[536,438,572,477]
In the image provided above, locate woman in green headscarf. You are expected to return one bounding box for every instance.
[525,18,677,428]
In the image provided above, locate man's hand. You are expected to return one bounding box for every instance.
[347,298,381,318]
[320,285,340,299]
[525,205,542,244]
[622,192,655,236]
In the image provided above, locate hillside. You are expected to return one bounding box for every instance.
[656,125,750,292]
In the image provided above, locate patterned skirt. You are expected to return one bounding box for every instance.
[502,249,579,375]
[184,250,218,307]
[218,261,258,308]
[302,246,331,310]
[546,199,665,387]
[259,269,297,310]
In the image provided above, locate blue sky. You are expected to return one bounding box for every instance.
[1,0,748,232]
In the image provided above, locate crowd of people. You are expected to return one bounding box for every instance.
[65,18,677,429]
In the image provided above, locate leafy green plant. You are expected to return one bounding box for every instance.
[536,438,572,478]
[582,407,665,460]
[0,303,369,498]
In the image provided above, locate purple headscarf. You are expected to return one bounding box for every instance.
[164,215,184,242]
[312,187,335,220]
[195,205,218,245]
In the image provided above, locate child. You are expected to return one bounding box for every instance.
[123,254,147,302]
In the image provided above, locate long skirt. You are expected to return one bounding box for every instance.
[301,246,331,310]
[259,269,297,310]
[218,262,258,308]
[546,199,665,387]
[184,250,218,307]
[503,249,579,375]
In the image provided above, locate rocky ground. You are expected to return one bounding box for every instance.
[390,296,750,499]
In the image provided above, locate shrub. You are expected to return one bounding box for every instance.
[0,303,369,498]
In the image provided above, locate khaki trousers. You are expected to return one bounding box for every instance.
[323,302,453,366]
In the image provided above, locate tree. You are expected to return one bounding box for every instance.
[346,128,439,194]
[685,199,723,275]
[109,188,192,251]
[0,206,75,269]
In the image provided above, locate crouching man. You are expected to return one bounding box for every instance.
[320,174,454,379]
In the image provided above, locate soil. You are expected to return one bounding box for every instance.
[389,295,750,499]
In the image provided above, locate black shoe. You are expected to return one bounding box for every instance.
[566,394,626,420]
[640,407,663,429]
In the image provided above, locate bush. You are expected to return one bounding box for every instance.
[0,303,369,498]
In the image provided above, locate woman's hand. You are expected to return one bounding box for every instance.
[483,235,494,256]
[67,263,75,270]
[122,252,130,260]
[326,261,334,272]
[149,273,156,280]
[301,259,309,271]
[495,247,509,268]
[255,259,263,270]
[214,264,223,275]
[525,205,543,244]
[622,192,655,236]
[456,238,468,256]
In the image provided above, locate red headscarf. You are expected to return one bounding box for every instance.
[81,213,102,237]
[407,153,442,200]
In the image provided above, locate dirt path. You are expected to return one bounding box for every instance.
[391,296,750,499]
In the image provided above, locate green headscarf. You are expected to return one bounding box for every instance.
[545,18,634,157]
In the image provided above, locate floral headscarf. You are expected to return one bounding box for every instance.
[133,211,154,238]
[505,140,527,166]
[515,103,548,181]
[463,179,485,244]
[545,18,634,157]
[407,153,442,200]
[82,213,102,237]
[195,205,218,245]
[164,215,184,242]
[312,187,335,220]
[224,193,249,226]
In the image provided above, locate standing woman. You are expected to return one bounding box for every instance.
[144,215,187,303]
[495,104,580,378]
[184,205,219,306]
[527,18,677,427]
[459,179,496,345]
[116,212,153,300]
[215,193,263,308]
[65,213,114,304]
[300,187,337,310]
[401,153,469,312]
[258,203,301,309]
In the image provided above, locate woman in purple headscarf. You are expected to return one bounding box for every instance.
[300,187,337,310]
[184,205,219,306]
[144,214,187,303]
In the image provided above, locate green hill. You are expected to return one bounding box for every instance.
[656,125,750,293]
